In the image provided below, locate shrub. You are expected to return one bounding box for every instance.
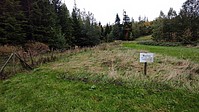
[0,45,21,55]
[24,42,50,56]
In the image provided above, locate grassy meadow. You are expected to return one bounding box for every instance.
[123,42,199,63]
[0,41,199,111]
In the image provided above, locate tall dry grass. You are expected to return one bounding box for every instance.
[50,41,199,92]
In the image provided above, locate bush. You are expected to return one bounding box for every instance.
[24,42,50,56]
[0,45,21,55]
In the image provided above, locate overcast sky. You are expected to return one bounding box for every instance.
[63,0,187,25]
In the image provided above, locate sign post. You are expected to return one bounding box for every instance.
[144,62,147,75]
[140,53,154,75]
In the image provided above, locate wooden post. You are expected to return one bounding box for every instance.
[28,49,34,66]
[51,48,54,58]
[13,53,15,74]
[0,53,14,75]
[15,53,33,70]
[144,62,147,75]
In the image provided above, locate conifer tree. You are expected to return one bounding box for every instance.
[152,11,166,41]
[20,0,34,41]
[81,13,100,46]
[29,0,66,49]
[180,0,199,42]
[115,13,120,25]
[58,4,73,46]
[71,7,82,46]
[109,14,122,40]
[0,0,26,45]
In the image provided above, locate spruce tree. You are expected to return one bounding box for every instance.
[100,24,104,41]
[0,0,26,45]
[115,13,120,25]
[81,13,100,46]
[152,11,166,41]
[71,8,82,47]
[104,24,112,42]
[180,0,199,42]
[109,14,122,40]
[58,4,73,46]
[29,0,66,49]
[20,0,34,41]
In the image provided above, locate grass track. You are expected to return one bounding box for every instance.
[123,42,199,63]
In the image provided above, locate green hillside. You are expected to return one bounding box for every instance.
[1,42,199,111]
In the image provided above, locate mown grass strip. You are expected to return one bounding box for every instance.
[123,42,199,63]
[0,69,199,112]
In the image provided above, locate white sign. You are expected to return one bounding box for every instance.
[140,53,154,63]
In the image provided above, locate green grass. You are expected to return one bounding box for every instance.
[134,35,153,41]
[0,69,199,112]
[1,42,199,111]
[123,42,199,63]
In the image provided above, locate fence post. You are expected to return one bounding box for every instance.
[15,53,33,70]
[144,62,147,76]
[28,49,34,66]
[13,52,16,74]
[0,53,14,75]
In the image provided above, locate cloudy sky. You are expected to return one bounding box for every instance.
[63,0,187,25]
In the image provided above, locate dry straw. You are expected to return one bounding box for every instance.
[50,42,199,91]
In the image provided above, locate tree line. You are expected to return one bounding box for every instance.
[110,11,153,41]
[111,0,199,44]
[152,0,199,44]
[0,0,112,50]
[1,0,198,49]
